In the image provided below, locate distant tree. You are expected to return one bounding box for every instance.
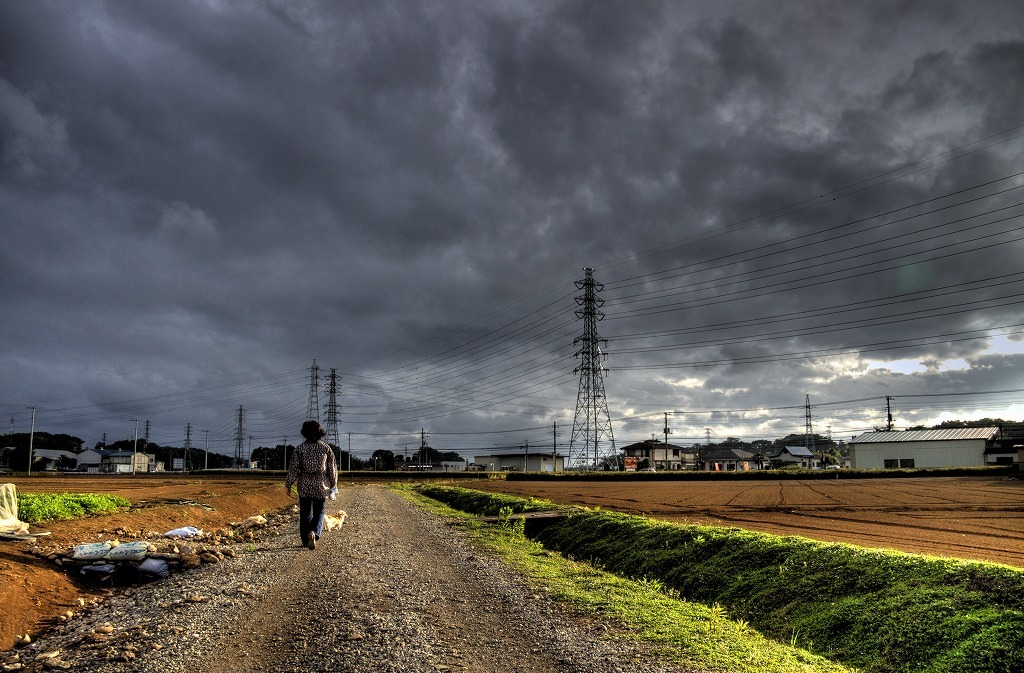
[2,432,85,471]
[372,449,396,470]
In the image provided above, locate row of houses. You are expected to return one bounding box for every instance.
[27,448,165,473]
[426,428,1017,473]
[622,427,1018,471]
[12,427,1017,474]
[619,440,838,471]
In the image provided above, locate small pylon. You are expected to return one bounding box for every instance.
[324,368,341,465]
[306,359,321,422]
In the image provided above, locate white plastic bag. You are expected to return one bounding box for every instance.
[164,526,202,538]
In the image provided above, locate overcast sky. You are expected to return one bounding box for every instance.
[2,0,1023,462]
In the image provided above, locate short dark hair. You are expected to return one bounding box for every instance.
[300,420,326,442]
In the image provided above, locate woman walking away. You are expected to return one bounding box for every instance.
[285,420,338,550]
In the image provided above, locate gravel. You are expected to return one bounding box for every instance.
[1,486,696,673]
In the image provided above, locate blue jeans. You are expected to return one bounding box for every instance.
[298,497,326,543]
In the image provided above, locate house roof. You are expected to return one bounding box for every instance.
[703,447,754,461]
[776,446,814,458]
[850,428,999,444]
[620,441,691,452]
[32,449,78,460]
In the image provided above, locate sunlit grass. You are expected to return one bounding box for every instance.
[406,483,1024,673]
[397,483,851,673]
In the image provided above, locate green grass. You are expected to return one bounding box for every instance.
[410,484,1024,673]
[17,492,131,523]
[415,483,559,516]
[402,484,852,673]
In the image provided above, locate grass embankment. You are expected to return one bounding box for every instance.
[415,484,1024,673]
[17,492,130,524]
[410,484,852,673]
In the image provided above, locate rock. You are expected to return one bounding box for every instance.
[43,658,72,670]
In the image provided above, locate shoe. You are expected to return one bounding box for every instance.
[307,531,316,550]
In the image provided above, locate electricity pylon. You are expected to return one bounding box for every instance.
[324,368,341,466]
[569,268,616,469]
[306,359,320,422]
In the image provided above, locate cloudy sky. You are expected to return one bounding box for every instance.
[2,0,1023,463]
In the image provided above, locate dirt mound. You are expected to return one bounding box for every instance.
[1,476,292,650]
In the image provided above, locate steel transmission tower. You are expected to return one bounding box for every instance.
[184,423,192,471]
[234,405,246,468]
[569,268,616,469]
[324,368,341,466]
[804,394,815,454]
[306,359,321,422]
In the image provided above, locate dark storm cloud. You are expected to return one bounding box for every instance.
[1,0,1023,454]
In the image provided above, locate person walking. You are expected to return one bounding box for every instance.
[285,420,338,550]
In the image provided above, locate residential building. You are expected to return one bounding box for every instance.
[772,446,816,469]
[620,440,695,470]
[701,447,758,471]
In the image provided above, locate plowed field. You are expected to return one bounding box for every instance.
[471,475,1024,568]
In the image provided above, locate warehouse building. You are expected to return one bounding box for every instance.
[471,452,564,472]
[849,427,1001,469]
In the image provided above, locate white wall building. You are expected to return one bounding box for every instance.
[472,452,564,473]
[849,428,1000,469]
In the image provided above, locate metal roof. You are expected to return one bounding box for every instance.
[850,427,999,443]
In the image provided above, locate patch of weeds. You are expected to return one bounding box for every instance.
[17,492,131,524]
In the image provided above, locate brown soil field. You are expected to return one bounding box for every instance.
[470,475,1024,568]
[4,473,1023,652]
[0,474,292,651]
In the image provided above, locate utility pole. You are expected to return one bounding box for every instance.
[26,406,35,476]
[885,395,894,431]
[569,268,616,469]
[283,436,288,472]
[664,412,672,453]
[129,418,139,475]
[553,421,557,459]
[347,432,351,472]
[202,429,209,471]
[420,428,428,468]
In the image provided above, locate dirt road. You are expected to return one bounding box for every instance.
[3,486,687,673]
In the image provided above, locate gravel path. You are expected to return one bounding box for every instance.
[1,485,696,673]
